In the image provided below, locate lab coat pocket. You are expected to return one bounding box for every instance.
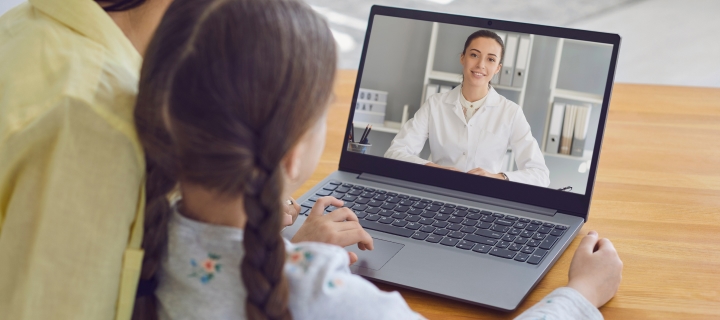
[474,128,509,163]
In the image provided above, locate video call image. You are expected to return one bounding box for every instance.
[348,15,613,195]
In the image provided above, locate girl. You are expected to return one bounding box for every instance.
[386,30,550,187]
[133,0,622,319]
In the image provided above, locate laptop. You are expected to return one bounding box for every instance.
[283,5,620,311]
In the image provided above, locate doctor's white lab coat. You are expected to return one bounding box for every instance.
[384,85,550,187]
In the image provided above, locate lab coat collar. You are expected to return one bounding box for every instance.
[30,0,142,72]
[443,84,501,109]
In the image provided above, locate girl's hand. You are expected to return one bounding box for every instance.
[282,197,301,227]
[567,231,623,308]
[291,196,374,254]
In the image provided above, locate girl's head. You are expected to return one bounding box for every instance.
[134,0,336,318]
[459,30,504,89]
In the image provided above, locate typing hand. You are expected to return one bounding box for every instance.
[467,167,504,180]
[567,230,623,308]
[282,197,301,227]
[291,196,374,257]
[425,162,461,172]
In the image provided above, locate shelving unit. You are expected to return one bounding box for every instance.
[540,38,606,163]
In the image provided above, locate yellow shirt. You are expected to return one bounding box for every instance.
[0,0,145,319]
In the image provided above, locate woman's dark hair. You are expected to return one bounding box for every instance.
[462,30,505,64]
[131,0,336,319]
[96,0,147,11]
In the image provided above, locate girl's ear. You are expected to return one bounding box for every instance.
[282,142,303,185]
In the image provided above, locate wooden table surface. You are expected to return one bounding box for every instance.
[293,70,720,319]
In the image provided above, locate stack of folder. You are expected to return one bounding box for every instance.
[491,32,531,88]
[545,102,592,157]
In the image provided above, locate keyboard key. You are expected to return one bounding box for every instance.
[448,216,463,224]
[376,190,387,194]
[477,222,492,229]
[352,204,368,211]
[543,222,555,228]
[439,207,455,214]
[480,215,496,223]
[531,220,542,225]
[397,194,409,199]
[463,234,498,246]
[435,213,451,221]
[433,228,449,236]
[361,192,375,198]
[352,186,364,190]
[521,246,535,254]
[420,225,436,233]
[300,207,310,215]
[489,248,516,259]
[445,204,456,208]
[508,243,523,251]
[456,240,475,250]
[555,225,568,230]
[514,237,529,245]
[354,211,368,219]
[365,188,376,192]
[411,231,429,240]
[342,195,358,202]
[392,220,408,228]
[425,234,443,243]
[525,224,539,231]
[325,206,338,212]
[462,219,478,226]
[432,221,449,228]
[407,208,423,215]
[527,249,548,265]
[520,230,534,238]
[365,214,380,221]
[447,223,463,231]
[480,210,493,215]
[309,195,320,202]
[328,181,341,185]
[448,231,465,239]
[405,215,421,222]
[495,219,513,226]
[538,226,552,234]
[491,225,510,233]
[475,229,503,239]
[378,217,394,224]
[342,202,355,208]
[367,199,383,207]
[440,237,460,247]
[502,234,516,242]
[514,222,528,229]
[381,203,397,210]
[399,199,414,206]
[378,209,393,217]
[420,199,432,203]
[460,226,477,234]
[301,201,314,208]
[468,209,480,213]
[426,205,441,212]
[519,218,531,223]
[514,253,530,262]
[348,189,362,196]
[412,202,427,209]
[550,229,564,237]
[359,220,414,237]
[419,218,434,225]
[472,244,492,253]
[323,184,338,191]
[386,197,401,204]
[532,233,546,240]
[405,222,421,230]
[373,194,388,201]
[342,183,354,188]
[395,205,410,213]
[420,211,436,218]
[387,192,398,196]
[391,212,408,220]
[466,212,482,220]
[410,196,421,201]
[457,206,468,211]
[452,210,468,217]
[539,235,559,250]
[493,213,505,218]
[527,239,541,247]
[504,215,518,221]
[496,241,511,248]
[316,190,332,196]
[509,228,522,236]
[331,192,345,199]
[432,201,444,206]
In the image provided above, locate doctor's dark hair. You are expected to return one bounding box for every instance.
[131,0,336,319]
[462,30,505,64]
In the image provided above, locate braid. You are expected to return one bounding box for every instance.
[241,164,291,320]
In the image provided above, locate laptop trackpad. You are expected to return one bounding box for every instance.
[345,238,404,270]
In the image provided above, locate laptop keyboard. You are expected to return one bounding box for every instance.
[299,181,568,266]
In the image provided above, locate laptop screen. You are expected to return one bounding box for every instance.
[347,14,614,196]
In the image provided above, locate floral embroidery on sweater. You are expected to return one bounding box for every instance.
[189,253,222,284]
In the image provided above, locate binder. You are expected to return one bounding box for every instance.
[425,83,439,102]
[571,105,592,157]
[491,32,507,85]
[499,34,518,87]
[559,104,577,155]
[512,36,531,88]
[545,102,565,154]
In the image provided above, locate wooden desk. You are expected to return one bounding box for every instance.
[293,70,720,319]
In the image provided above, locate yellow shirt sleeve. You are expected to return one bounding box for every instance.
[0,95,145,319]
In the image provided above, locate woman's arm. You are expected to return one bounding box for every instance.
[504,107,550,187]
[384,102,432,165]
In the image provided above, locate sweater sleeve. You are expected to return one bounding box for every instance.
[514,287,603,320]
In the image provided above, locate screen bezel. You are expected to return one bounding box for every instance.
[339,5,621,220]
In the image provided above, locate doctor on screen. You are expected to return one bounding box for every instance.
[385,30,550,187]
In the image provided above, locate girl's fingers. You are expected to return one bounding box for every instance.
[309,196,343,216]
[577,230,600,253]
[347,251,358,265]
[328,207,358,222]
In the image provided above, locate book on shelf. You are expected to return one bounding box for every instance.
[559,104,577,155]
[545,102,565,154]
[571,105,592,157]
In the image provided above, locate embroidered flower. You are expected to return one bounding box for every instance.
[327,278,344,289]
[189,253,222,284]
[286,247,314,273]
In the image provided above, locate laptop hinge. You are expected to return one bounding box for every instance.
[358,173,557,216]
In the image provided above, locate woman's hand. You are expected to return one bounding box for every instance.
[567,230,623,308]
[281,197,301,227]
[425,162,461,172]
[291,197,374,263]
[467,167,504,179]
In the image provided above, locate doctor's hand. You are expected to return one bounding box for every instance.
[291,196,374,255]
[425,162,461,172]
[467,167,504,180]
